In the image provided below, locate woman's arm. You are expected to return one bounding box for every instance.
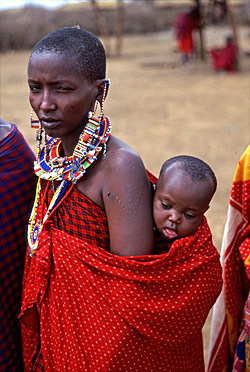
[103,148,154,256]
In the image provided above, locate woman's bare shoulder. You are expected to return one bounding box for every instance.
[105,135,149,185]
[106,135,143,164]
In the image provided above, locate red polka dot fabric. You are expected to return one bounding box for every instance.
[20,216,222,371]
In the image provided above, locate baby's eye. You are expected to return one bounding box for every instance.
[161,201,171,210]
[184,212,195,219]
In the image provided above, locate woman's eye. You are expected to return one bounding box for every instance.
[56,86,73,91]
[29,86,41,93]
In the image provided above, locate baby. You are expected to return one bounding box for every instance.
[151,155,222,370]
[153,154,217,244]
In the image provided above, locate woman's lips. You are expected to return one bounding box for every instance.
[41,120,62,129]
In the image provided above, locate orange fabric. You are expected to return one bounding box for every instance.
[207,145,250,372]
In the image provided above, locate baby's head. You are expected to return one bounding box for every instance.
[153,155,217,241]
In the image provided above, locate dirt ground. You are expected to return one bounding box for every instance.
[0,25,249,365]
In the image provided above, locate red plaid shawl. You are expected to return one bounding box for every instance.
[0,124,35,372]
[207,145,250,372]
[20,180,222,372]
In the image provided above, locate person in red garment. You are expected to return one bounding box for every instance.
[210,35,237,73]
[20,26,154,372]
[0,118,35,372]
[174,6,200,65]
[20,26,222,372]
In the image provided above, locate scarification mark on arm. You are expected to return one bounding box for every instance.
[107,181,144,216]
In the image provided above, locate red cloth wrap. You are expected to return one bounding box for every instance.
[20,214,222,371]
[174,11,198,54]
[210,43,237,72]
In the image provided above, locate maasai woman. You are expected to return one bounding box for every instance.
[20,26,154,371]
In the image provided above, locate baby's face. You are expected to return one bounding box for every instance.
[153,167,212,241]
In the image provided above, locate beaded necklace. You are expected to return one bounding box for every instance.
[28,112,111,256]
[34,112,111,183]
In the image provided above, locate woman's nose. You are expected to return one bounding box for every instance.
[39,91,56,112]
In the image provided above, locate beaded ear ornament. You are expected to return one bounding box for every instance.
[28,79,111,256]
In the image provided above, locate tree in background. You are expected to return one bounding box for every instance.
[91,0,125,57]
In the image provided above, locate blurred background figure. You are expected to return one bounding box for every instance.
[174,5,201,66]
[210,0,227,24]
[0,118,35,372]
[210,35,237,73]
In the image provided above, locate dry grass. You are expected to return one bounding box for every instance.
[0,25,249,364]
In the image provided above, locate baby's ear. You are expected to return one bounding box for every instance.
[204,205,210,214]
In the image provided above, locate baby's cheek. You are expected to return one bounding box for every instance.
[153,209,162,225]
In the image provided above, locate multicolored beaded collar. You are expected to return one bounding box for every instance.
[34,111,111,184]
[28,111,112,256]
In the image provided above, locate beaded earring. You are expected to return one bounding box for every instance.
[30,110,49,160]
[93,79,110,157]
[30,109,40,129]
[30,110,42,159]
[94,79,110,119]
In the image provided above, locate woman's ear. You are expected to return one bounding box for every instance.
[96,79,110,104]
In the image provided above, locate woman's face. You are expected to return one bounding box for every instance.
[28,52,100,146]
